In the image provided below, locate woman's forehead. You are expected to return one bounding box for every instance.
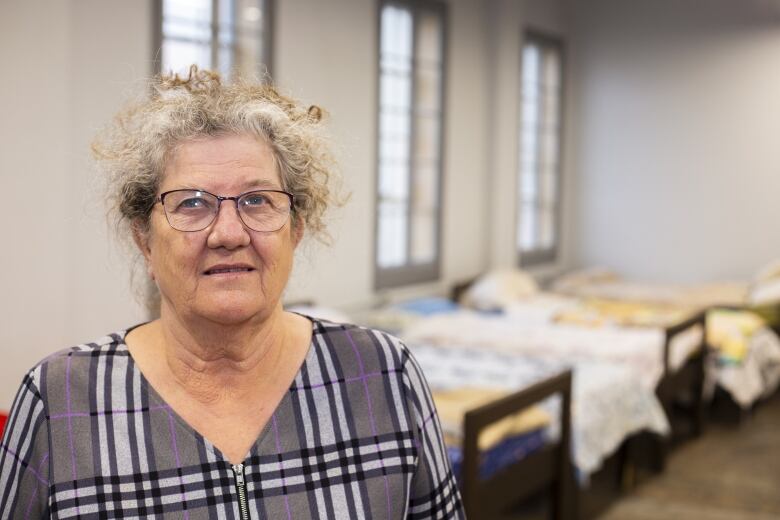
[163,134,281,190]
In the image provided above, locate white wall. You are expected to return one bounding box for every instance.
[1,0,72,409]
[570,0,780,282]
[0,0,150,409]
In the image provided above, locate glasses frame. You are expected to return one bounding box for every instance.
[156,188,295,233]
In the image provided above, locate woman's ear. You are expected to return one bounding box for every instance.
[132,221,154,279]
[292,216,305,248]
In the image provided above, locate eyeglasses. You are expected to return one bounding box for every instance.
[156,189,295,232]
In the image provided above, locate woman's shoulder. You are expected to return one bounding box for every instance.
[308,317,413,369]
[24,330,130,384]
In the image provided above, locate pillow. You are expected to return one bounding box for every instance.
[749,278,780,306]
[460,269,539,311]
[754,259,780,283]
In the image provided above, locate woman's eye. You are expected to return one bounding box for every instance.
[178,197,209,210]
[243,194,269,207]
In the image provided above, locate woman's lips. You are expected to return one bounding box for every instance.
[204,265,255,275]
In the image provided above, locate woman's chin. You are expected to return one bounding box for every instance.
[189,295,275,326]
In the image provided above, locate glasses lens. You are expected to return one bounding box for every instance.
[162,190,218,231]
[238,191,292,232]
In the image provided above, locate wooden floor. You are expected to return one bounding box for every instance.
[598,391,780,520]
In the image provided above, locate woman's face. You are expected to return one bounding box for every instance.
[136,134,302,325]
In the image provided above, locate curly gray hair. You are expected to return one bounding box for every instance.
[93,65,336,241]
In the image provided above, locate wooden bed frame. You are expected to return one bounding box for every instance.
[460,370,573,520]
[658,310,708,434]
[634,309,707,474]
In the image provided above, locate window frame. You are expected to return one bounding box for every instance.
[152,0,274,78]
[374,0,448,289]
[517,29,565,268]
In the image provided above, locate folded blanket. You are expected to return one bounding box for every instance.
[432,387,550,451]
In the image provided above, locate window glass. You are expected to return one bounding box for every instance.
[518,33,563,265]
[159,0,271,79]
[376,1,445,286]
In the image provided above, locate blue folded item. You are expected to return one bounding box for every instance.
[447,428,547,482]
[393,297,461,315]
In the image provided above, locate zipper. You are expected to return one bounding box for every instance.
[232,463,250,520]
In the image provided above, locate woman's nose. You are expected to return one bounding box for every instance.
[206,201,251,249]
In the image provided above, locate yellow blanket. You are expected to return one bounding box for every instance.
[706,309,765,363]
[433,387,551,451]
[554,298,695,328]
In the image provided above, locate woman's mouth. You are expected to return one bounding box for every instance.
[204,266,255,275]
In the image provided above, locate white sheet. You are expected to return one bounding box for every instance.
[403,310,701,390]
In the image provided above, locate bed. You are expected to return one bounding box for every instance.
[397,301,706,441]
[551,265,780,328]
[551,268,780,412]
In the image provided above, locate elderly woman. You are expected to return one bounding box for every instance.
[0,68,464,519]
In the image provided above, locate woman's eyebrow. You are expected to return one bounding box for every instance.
[168,181,282,192]
[248,179,280,188]
[243,180,283,190]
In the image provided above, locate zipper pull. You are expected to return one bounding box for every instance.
[233,463,245,486]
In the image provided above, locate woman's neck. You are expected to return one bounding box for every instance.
[133,305,306,406]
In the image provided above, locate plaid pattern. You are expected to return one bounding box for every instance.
[0,319,464,519]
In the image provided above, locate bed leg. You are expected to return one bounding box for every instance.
[552,466,577,520]
[626,432,667,475]
[693,351,707,437]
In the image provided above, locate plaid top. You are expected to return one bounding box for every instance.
[0,319,464,519]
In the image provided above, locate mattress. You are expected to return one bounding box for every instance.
[404,309,701,390]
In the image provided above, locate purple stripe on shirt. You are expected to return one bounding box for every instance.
[23,453,49,519]
[271,413,292,520]
[0,446,48,487]
[343,329,392,519]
